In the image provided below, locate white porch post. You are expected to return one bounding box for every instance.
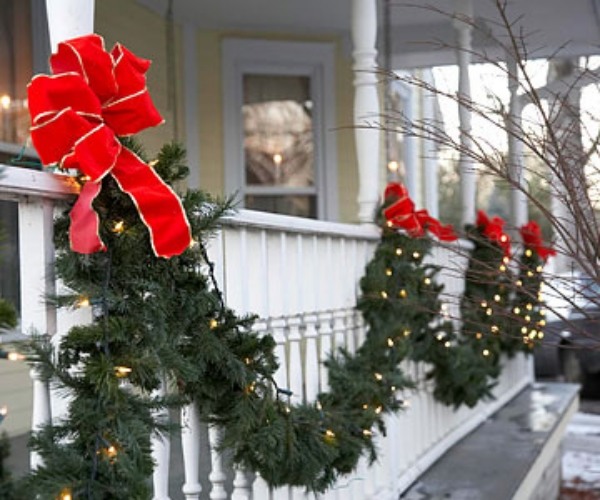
[45,0,95,52]
[20,199,56,471]
[352,0,381,223]
[507,57,528,232]
[29,0,95,471]
[453,0,476,226]
[422,69,439,218]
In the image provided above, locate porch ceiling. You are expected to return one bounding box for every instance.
[140,0,600,67]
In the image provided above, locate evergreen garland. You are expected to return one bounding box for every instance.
[14,152,556,496]
[356,198,554,409]
[0,431,14,500]
[357,227,455,380]
[508,221,555,351]
[20,144,417,496]
[429,211,511,407]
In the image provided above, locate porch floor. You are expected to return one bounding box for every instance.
[400,382,579,500]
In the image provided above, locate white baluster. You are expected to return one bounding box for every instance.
[344,309,357,355]
[287,316,306,500]
[332,310,347,353]
[303,314,320,402]
[355,311,367,347]
[270,318,289,395]
[287,316,303,402]
[231,469,251,500]
[208,426,227,500]
[252,473,272,500]
[352,0,381,223]
[181,403,202,500]
[29,365,51,470]
[152,378,171,500]
[317,311,333,391]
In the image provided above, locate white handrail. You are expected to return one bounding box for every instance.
[0,165,532,500]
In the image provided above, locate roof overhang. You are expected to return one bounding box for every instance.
[137,0,600,67]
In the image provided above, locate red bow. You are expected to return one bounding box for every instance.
[27,34,192,258]
[383,183,457,241]
[476,210,511,257]
[520,220,556,261]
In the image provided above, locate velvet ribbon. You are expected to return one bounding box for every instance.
[476,210,511,257]
[383,183,458,241]
[28,34,191,258]
[520,220,556,260]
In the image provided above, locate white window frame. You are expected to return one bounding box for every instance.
[222,38,338,220]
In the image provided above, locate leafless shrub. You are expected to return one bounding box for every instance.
[381,0,600,351]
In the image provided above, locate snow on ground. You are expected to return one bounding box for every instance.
[563,412,600,492]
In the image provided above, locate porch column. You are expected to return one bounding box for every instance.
[453,0,476,225]
[45,0,95,52]
[507,56,528,232]
[20,199,55,470]
[422,69,439,218]
[28,0,96,471]
[352,0,381,223]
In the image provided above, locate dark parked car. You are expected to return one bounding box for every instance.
[534,272,600,396]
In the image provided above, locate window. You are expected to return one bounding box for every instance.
[0,0,48,320]
[0,0,32,150]
[0,0,49,163]
[223,39,337,220]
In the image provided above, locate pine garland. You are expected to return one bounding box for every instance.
[20,144,415,496]
[17,151,554,496]
[430,213,511,407]
[357,201,553,409]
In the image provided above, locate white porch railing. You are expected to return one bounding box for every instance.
[0,165,533,499]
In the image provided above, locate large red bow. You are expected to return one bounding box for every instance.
[27,34,192,258]
[476,210,511,257]
[383,183,457,241]
[520,220,556,261]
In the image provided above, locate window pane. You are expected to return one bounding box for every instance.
[0,200,20,314]
[0,0,32,146]
[245,194,317,219]
[243,74,315,188]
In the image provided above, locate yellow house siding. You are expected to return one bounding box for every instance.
[94,0,185,158]
[94,2,359,220]
[197,31,224,195]
[0,359,32,437]
[336,51,360,223]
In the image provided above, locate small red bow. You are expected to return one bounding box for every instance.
[28,34,192,258]
[383,183,457,241]
[520,221,556,261]
[476,210,511,257]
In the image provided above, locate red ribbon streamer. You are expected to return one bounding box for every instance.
[520,220,556,261]
[383,183,458,241]
[27,34,192,258]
